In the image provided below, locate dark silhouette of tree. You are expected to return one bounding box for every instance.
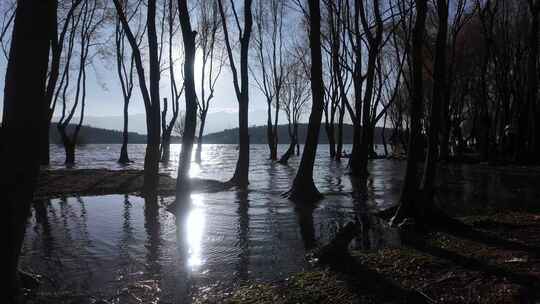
[391,0,428,225]
[195,0,224,163]
[525,0,540,160]
[285,0,325,202]
[113,0,162,194]
[175,0,198,196]
[2,0,53,299]
[278,55,310,164]
[56,0,105,165]
[344,0,384,183]
[439,0,469,161]
[115,0,144,164]
[420,0,448,197]
[217,0,253,188]
[40,0,83,166]
[160,0,184,164]
[252,0,286,161]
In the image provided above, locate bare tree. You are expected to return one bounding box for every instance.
[175,0,198,196]
[195,0,224,163]
[160,0,184,163]
[391,0,428,225]
[252,0,286,161]
[115,0,145,164]
[285,0,325,202]
[113,0,162,194]
[39,0,84,165]
[57,0,105,165]
[278,55,310,164]
[217,0,253,188]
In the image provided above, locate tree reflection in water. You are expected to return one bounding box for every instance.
[235,190,250,282]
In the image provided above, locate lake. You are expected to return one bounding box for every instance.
[21,144,540,303]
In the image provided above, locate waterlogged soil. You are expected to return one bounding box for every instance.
[198,212,540,304]
[35,169,227,199]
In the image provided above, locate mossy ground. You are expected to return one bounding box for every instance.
[195,212,540,304]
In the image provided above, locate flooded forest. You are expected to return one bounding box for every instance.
[2,0,540,303]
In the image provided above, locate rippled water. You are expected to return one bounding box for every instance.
[21,144,540,302]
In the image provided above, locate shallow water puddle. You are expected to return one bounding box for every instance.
[22,192,397,302]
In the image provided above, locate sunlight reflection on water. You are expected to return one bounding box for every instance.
[24,144,540,302]
[185,194,205,269]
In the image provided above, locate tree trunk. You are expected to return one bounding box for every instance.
[144,0,162,194]
[267,105,277,160]
[325,123,336,158]
[195,110,207,163]
[2,0,52,300]
[382,111,388,157]
[439,90,451,161]
[391,0,427,225]
[176,0,198,196]
[278,141,296,164]
[348,124,362,173]
[227,0,253,188]
[336,102,345,161]
[39,119,51,165]
[65,141,75,165]
[279,123,297,164]
[420,0,448,197]
[527,4,539,160]
[231,98,250,186]
[286,0,324,202]
[160,135,171,163]
[119,99,130,163]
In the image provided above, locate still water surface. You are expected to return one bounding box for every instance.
[21,144,540,302]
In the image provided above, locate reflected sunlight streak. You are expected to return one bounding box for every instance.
[185,194,206,269]
[189,162,201,177]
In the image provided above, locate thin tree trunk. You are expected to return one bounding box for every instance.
[382,111,388,156]
[336,101,345,161]
[176,0,198,196]
[196,110,207,163]
[119,98,130,163]
[40,0,82,166]
[279,122,297,164]
[286,0,325,202]
[267,105,277,160]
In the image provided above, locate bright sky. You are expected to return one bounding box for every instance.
[0,0,309,134]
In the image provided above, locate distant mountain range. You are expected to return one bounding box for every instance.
[50,123,150,144]
[57,110,273,136]
[203,124,390,145]
[49,122,392,145]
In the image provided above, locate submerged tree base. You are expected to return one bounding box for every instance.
[284,179,323,203]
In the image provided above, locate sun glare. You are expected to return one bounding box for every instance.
[184,194,206,269]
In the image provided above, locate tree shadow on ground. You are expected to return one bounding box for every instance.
[407,239,540,303]
[323,252,434,303]
[438,223,540,258]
